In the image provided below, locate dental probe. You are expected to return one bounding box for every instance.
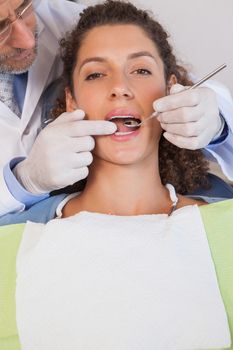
[124,63,227,128]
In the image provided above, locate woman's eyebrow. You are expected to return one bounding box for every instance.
[128,51,158,64]
[79,57,107,72]
[78,51,158,73]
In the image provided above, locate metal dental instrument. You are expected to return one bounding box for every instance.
[124,63,227,128]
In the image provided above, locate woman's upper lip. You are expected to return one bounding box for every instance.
[105,108,141,121]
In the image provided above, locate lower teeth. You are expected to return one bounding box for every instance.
[115,131,134,136]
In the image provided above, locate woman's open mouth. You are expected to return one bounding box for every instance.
[108,116,141,135]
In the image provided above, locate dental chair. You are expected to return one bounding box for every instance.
[189,172,233,200]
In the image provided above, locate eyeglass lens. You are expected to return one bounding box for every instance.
[0,0,33,44]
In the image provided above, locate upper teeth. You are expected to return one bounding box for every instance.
[109,115,136,120]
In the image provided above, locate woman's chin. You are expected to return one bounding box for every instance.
[95,150,148,166]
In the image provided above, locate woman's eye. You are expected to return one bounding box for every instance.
[133,68,152,75]
[85,72,104,81]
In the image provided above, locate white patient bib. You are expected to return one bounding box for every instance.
[16,205,230,350]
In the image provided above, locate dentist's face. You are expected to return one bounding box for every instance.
[0,0,37,73]
[67,24,169,166]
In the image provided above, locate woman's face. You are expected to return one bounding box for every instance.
[66,24,174,166]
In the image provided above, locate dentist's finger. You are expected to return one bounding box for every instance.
[158,105,202,124]
[52,109,86,125]
[160,119,203,137]
[169,83,189,94]
[154,86,200,112]
[61,120,117,137]
[163,132,199,149]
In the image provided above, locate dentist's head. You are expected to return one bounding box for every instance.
[0,0,37,73]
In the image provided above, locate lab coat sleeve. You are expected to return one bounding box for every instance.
[204,80,233,181]
[0,169,25,216]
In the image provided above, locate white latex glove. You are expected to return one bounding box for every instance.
[14,109,117,194]
[154,84,224,150]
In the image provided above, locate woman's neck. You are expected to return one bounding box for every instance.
[63,155,174,217]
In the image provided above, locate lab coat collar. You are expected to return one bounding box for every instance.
[21,15,59,130]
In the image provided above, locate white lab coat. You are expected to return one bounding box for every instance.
[203,80,233,180]
[0,0,85,215]
[0,0,233,215]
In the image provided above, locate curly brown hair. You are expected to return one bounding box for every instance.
[53,0,209,194]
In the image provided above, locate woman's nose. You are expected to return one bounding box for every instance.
[108,77,134,100]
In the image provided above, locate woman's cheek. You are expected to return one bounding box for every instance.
[74,89,90,112]
[75,93,102,121]
[150,84,166,99]
[138,81,165,103]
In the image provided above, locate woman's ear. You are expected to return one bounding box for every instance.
[65,87,78,112]
[166,74,178,94]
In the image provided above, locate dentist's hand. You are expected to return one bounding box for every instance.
[154,84,224,150]
[13,109,117,194]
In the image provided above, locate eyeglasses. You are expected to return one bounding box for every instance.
[0,0,33,46]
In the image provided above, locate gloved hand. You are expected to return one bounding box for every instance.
[153,84,224,150]
[13,109,117,194]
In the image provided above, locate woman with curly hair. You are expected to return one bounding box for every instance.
[0,1,232,349]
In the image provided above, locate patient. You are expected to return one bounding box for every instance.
[0,1,232,349]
